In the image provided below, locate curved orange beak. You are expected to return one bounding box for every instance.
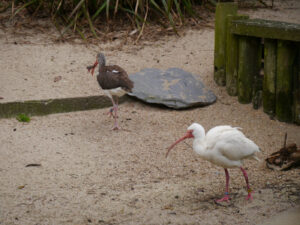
[166,130,194,158]
[87,60,98,76]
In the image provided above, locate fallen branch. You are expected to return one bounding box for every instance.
[266,133,300,171]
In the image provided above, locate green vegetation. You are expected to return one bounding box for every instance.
[8,0,209,39]
[16,113,31,122]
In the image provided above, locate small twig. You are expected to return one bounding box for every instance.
[82,2,98,39]
[183,141,192,148]
[283,132,287,148]
[257,0,268,8]
[25,163,41,167]
[135,1,148,44]
[114,0,119,16]
[11,0,15,16]
[68,0,84,20]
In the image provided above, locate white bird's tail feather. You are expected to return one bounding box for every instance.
[234,127,242,130]
[253,155,260,161]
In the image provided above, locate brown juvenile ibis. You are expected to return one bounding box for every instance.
[87,53,134,130]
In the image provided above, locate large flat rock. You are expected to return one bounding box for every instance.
[128,68,216,109]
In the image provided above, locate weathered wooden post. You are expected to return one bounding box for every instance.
[226,15,249,96]
[252,62,263,109]
[276,40,297,122]
[214,3,237,86]
[218,10,300,124]
[293,44,300,124]
[263,39,277,115]
[237,36,261,103]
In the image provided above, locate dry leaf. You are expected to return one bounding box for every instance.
[54,76,62,82]
[163,205,174,210]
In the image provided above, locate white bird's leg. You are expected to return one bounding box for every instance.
[216,169,230,202]
[240,167,253,200]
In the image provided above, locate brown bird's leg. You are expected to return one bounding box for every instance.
[104,98,114,118]
[110,96,120,130]
[103,105,114,118]
[216,168,230,202]
[240,167,253,200]
[104,107,114,118]
[114,98,119,118]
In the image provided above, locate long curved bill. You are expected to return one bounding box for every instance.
[166,131,193,158]
[87,61,98,76]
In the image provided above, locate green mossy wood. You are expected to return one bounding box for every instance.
[226,15,249,96]
[263,39,277,115]
[238,36,261,104]
[231,19,300,42]
[252,70,263,109]
[214,2,237,86]
[0,95,127,118]
[214,2,300,124]
[293,44,300,124]
[252,41,263,109]
[276,40,297,122]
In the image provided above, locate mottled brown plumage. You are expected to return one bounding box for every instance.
[97,65,133,92]
[87,53,134,130]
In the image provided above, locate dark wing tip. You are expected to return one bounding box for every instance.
[126,79,134,92]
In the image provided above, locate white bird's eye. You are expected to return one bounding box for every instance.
[112,70,120,73]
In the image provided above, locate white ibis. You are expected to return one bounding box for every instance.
[166,123,260,202]
[87,53,134,130]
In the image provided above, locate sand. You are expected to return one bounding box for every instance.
[0,0,300,224]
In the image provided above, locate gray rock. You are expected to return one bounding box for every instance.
[128,68,216,109]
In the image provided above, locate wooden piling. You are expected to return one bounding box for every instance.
[276,40,296,122]
[238,36,261,104]
[263,39,277,115]
[230,19,300,42]
[252,72,263,109]
[214,2,237,86]
[215,10,300,124]
[293,44,300,124]
[252,40,263,109]
[226,15,249,96]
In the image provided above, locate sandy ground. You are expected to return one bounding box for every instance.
[1,1,300,224]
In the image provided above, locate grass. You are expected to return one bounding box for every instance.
[8,0,210,40]
[16,113,31,123]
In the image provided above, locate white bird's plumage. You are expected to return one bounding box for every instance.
[112,69,120,73]
[166,123,260,202]
[104,87,127,99]
[188,123,260,168]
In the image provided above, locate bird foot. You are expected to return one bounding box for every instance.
[103,108,118,118]
[245,192,253,201]
[215,195,230,202]
[111,124,121,130]
[111,126,121,131]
